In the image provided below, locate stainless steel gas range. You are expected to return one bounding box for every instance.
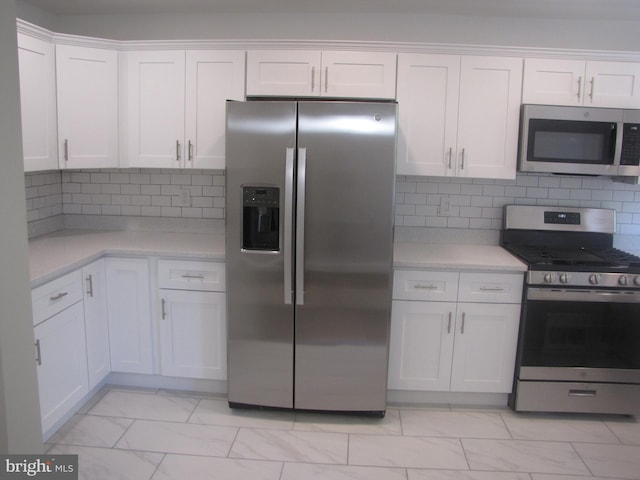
[501,205,640,415]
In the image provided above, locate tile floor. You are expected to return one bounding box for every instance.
[46,386,640,480]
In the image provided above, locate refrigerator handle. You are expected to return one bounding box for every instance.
[284,147,295,305]
[296,148,307,306]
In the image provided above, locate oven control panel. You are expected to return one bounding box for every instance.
[531,271,640,288]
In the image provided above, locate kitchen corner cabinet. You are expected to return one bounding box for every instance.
[396,54,522,179]
[522,58,640,108]
[158,260,226,380]
[105,258,153,374]
[389,269,523,393]
[31,271,88,435]
[122,50,245,169]
[246,50,397,99]
[17,33,58,172]
[56,44,119,169]
[82,259,111,389]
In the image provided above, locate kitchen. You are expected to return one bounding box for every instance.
[3,0,640,477]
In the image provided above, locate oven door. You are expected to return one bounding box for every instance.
[519,287,640,384]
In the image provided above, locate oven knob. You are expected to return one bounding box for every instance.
[544,273,555,283]
[589,274,600,285]
[619,275,629,286]
[559,273,570,284]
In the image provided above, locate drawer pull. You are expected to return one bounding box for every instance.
[569,389,597,397]
[479,287,505,292]
[35,339,42,366]
[50,292,68,302]
[413,284,438,290]
[161,298,167,320]
[447,312,452,334]
[182,273,205,280]
[86,274,94,297]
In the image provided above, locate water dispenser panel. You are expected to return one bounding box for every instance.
[242,186,280,251]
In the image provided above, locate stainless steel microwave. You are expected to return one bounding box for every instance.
[518,104,640,176]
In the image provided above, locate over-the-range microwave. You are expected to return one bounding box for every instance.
[518,104,640,176]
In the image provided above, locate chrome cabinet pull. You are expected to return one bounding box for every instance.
[460,312,466,334]
[414,284,437,290]
[63,139,69,161]
[311,66,315,92]
[569,389,597,397]
[325,66,329,93]
[86,274,94,297]
[35,339,42,366]
[460,148,466,170]
[176,140,181,162]
[577,76,582,100]
[188,140,194,162]
[589,77,595,102]
[161,298,167,320]
[479,286,505,292]
[181,273,205,279]
[447,312,452,334]
[448,147,453,169]
[50,292,68,302]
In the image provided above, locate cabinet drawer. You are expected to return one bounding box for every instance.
[158,260,226,292]
[32,270,83,326]
[458,272,523,304]
[393,270,458,302]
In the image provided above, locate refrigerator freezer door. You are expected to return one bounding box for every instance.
[226,101,297,409]
[294,101,397,412]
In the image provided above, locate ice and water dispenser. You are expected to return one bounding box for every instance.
[242,186,280,251]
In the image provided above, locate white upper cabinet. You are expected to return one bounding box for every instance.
[56,44,119,169]
[246,50,397,99]
[123,49,245,169]
[397,54,522,179]
[17,33,58,172]
[523,58,640,108]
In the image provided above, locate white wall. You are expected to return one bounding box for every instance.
[24,11,640,52]
[0,0,44,454]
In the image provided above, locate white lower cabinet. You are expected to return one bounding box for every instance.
[105,258,153,374]
[82,259,111,389]
[389,269,523,393]
[158,260,227,380]
[34,301,88,435]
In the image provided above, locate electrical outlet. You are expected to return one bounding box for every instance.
[439,195,450,216]
[178,186,191,207]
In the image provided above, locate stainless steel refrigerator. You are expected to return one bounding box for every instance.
[225,100,396,415]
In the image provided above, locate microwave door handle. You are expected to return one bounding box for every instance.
[613,122,623,167]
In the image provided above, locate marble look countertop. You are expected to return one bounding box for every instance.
[28,229,527,287]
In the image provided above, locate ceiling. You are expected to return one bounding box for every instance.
[21,0,640,21]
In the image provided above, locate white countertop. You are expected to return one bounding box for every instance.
[28,229,526,286]
[394,242,527,272]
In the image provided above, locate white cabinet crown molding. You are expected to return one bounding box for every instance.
[16,18,640,62]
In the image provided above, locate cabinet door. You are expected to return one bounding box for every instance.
[396,54,460,176]
[388,300,455,391]
[450,303,520,393]
[522,58,585,106]
[125,51,186,168]
[82,259,111,389]
[159,290,226,380]
[586,61,640,108]
[185,50,245,169]
[322,51,397,99]
[456,56,522,180]
[105,258,153,374]
[56,44,119,169]
[35,302,88,434]
[246,50,321,96]
[17,33,58,172]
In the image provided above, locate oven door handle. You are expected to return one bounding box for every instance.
[527,287,640,303]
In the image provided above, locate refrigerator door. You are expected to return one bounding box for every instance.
[226,101,297,409]
[294,101,397,412]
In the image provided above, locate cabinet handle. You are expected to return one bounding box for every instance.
[479,286,505,292]
[460,312,466,334]
[413,284,437,290]
[161,298,167,320]
[176,140,181,162]
[460,148,466,170]
[447,312,452,334]
[86,274,94,297]
[188,140,194,162]
[589,77,595,102]
[181,273,205,279]
[311,66,315,92]
[577,76,583,100]
[325,66,329,93]
[448,147,453,169]
[63,139,69,161]
[50,292,68,302]
[35,339,42,366]
[569,389,597,397]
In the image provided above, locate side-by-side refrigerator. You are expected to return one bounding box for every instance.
[225,100,396,415]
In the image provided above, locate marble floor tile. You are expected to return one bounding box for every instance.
[281,462,407,480]
[605,417,640,445]
[46,414,133,448]
[89,390,198,422]
[189,398,295,430]
[572,442,640,479]
[400,410,511,438]
[462,439,591,475]
[348,434,468,469]
[151,454,283,480]
[47,444,163,480]
[501,412,620,443]
[229,428,348,464]
[408,470,532,480]
[531,475,620,480]
[116,419,237,456]
[293,409,402,435]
